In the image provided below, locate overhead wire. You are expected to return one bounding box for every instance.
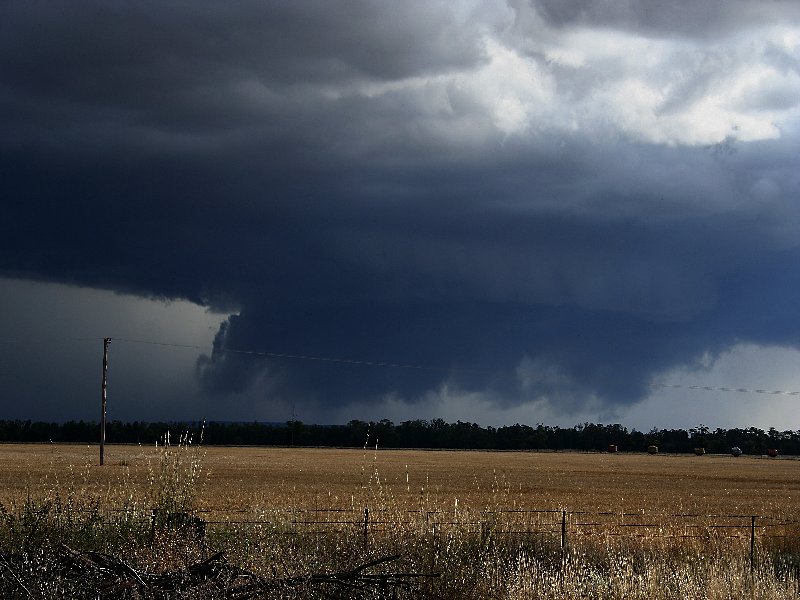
[112,337,800,397]
[110,336,479,374]
[2,335,800,397]
[653,383,800,396]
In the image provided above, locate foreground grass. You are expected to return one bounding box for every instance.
[0,441,799,598]
[2,502,799,599]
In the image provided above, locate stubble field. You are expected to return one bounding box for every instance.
[1,442,799,598]
[1,443,798,516]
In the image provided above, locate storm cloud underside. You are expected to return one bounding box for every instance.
[2,1,800,421]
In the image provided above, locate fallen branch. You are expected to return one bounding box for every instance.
[56,545,440,599]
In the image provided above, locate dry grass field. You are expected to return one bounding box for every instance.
[1,443,798,517]
[1,442,799,598]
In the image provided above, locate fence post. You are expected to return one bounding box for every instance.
[364,507,369,551]
[431,521,438,571]
[750,515,756,573]
[561,510,568,572]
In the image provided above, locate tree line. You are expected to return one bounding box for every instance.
[0,419,799,455]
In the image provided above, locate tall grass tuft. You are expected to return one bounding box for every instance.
[148,429,206,516]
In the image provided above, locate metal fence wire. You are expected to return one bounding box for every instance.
[177,506,800,558]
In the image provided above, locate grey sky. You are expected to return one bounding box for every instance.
[1,1,799,430]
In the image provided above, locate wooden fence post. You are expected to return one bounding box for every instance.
[364,507,369,551]
[561,510,568,572]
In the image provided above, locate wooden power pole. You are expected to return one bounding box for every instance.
[100,337,111,465]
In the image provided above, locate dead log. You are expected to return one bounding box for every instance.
[56,545,439,599]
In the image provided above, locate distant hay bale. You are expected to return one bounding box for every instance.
[767,448,779,457]
[731,446,743,457]
[647,445,658,454]
[694,448,706,456]
[607,444,618,453]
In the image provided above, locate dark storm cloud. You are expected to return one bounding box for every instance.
[2,0,799,417]
[0,1,489,148]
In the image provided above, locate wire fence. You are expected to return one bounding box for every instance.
[171,506,800,561]
[67,503,800,576]
[90,505,800,540]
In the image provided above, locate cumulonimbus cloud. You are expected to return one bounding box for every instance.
[1,0,799,417]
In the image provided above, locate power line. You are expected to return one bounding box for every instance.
[654,383,800,397]
[111,337,462,373]
[0,336,109,344]
[112,337,800,397]
[3,335,800,397]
